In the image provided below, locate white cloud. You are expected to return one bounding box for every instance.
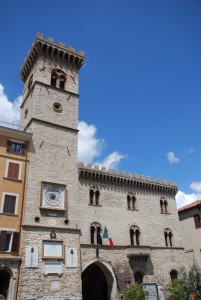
[190,181,201,193]
[0,83,22,127]
[95,151,125,169]
[176,190,201,208]
[78,121,125,169]
[0,83,125,169]
[167,151,180,164]
[78,121,104,163]
[186,148,195,154]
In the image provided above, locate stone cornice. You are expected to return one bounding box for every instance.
[78,163,178,195]
[20,32,85,82]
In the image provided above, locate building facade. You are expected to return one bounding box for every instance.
[0,126,32,299]
[178,201,201,269]
[0,33,186,299]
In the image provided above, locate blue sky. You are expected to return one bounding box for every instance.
[0,0,201,207]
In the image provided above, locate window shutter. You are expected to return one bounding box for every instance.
[11,232,19,253]
[8,163,19,179]
[21,143,27,155]
[3,195,16,214]
[6,140,12,152]
[0,231,6,251]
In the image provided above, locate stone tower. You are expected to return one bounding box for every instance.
[18,33,85,300]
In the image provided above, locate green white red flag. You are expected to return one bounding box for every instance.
[103,226,114,247]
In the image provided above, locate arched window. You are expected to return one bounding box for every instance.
[89,187,100,206]
[90,222,102,245]
[164,228,173,247]
[170,270,178,281]
[134,271,143,284]
[160,197,168,213]
[51,69,66,89]
[130,225,140,246]
[127,193,136,210]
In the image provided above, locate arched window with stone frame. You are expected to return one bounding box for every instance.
[130,225,140,246]
[51,69,66,90]
[90,222,102,245]
[127,193,136,210]
[160,197,168,213]
[89,186,100,206]
[164,228,173,247]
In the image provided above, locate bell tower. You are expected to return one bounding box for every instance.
[18,33,85,299]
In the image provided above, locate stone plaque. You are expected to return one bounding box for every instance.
[67,248,78,268]
[25,246,39,268]
[44,262,63,274]
[43,241,63,258]
[50,281,61,290]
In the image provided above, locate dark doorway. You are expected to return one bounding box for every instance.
[134,271,143,284]
[0,270,10,298]
[82,264,108,300]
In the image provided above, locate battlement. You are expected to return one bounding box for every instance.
[78,162,178,195]
[20,33,85,82]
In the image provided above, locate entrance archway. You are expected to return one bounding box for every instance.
[0,269,10,298]
[82,261,115,300]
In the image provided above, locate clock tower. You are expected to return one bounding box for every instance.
[18,33,85,299]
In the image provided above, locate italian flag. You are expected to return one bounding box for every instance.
[103,226,114,247]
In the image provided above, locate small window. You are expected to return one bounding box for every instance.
[28,75,33,91]
[7,162,20,180]
[0,231,19,252]
[89,187,100,206]
[127,193,136,210]
[130,225,140,246]
[53,102,62,112]
[90,222,102,245]
[7,141,27,155]
[3,195,17,215]
[51,69,66,90]
[170,270,178,281]
[164,228,173,247]
[160,197,168,213]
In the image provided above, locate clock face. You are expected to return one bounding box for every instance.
[41,182,65,209]
[45,188,62,207]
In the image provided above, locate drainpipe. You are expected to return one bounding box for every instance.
[15,140,30,300]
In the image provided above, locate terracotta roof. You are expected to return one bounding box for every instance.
[178,200,201,212]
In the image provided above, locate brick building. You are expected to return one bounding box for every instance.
[0,33,185,299]
[0,126,32,299]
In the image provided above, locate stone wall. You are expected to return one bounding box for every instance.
[18,227,82,300]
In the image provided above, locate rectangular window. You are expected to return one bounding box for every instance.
[7,141,27,155]
[7,162,20,179]
[0,231,19,252]
[3,195,17,214]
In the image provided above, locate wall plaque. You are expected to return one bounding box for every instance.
[67,248,78,268]
[43,241,63,258]
[25,246,38,268]
[44,262,63,274]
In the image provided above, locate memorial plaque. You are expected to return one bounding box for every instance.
[67,248,78,268]
[25,246,39,268]
[44,261,63,274]
[43,241,63,258]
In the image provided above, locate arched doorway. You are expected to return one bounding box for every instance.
[0,269,11,298]
[82,263,109,300]
[134,271,143,284]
